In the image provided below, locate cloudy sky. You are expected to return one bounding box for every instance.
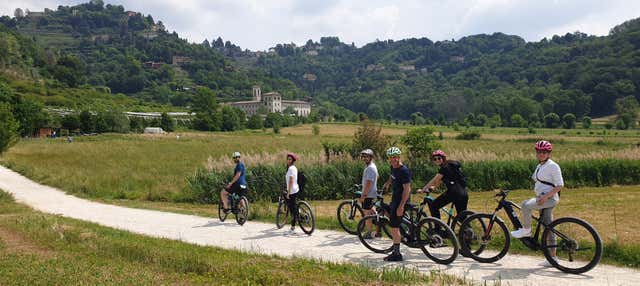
[2,0,639,51]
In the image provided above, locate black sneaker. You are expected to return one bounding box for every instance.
[383,252,403,262]
[223,208,230,214]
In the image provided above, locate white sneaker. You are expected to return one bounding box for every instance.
[284,227,296,235]
[510,228,531,238]
[540,256,559,267]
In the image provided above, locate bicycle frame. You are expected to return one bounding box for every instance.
[486,190,562,251]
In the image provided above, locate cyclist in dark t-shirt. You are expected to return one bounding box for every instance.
[381,147,411,262]
[418,150,469,222]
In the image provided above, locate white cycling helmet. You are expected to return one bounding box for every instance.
[232,151,241,158]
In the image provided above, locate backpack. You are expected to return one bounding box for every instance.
[297,171,307,192]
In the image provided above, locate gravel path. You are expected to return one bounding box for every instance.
[0,165,637,286]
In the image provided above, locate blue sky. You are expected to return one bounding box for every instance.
[2,0,639,51]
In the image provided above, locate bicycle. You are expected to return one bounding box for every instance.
[218,188,250,226]
[356,195,459,264]
[459,189,602,274]
[336,184,385,234]
[276,191,316,235]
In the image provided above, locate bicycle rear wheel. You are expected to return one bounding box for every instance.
[357,215,394,254]
[418,217,459,264]
[297,201,316,235]
[459,213,510,263]
[235,196,249,225]
[337,200,364,235]
[541,217,602,274]
[275,201,288,229]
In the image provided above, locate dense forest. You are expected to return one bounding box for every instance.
[1,1,639,128]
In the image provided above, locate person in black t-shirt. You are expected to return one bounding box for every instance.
[418,150,469,223]
[381,147,411,262]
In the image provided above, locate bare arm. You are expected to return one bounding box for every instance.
[420,173,443,192]
[396,182,412,216]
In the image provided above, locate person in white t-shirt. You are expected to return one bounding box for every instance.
[285,153,300,234]
[511,140,564,265]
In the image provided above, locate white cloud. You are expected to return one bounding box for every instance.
[0,0,638,50]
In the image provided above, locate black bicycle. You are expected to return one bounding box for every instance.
[357,196,459,264]
[459,189,602,274]
[218,189,249,225]
[276,191,316,235]
[336,184,385,234]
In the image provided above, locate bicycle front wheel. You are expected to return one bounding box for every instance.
[459,213,510,263]
[297,201,315,235]
[541,217,602,274]
[276,201,288,229]
[357,215,394,254]
[235,196,249,225]
[418,217,459,264]
[337,201,364,235]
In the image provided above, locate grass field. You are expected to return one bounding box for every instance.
[0,191,474,285]
[1,124,638,201]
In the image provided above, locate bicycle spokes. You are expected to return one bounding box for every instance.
[542,217,602,274]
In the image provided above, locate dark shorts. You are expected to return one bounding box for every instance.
[388,204,402,228]
[362,198,374,210]
[227,182,247,195]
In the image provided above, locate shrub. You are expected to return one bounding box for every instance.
[0,103,19,154]
[544,113,561,128]
[351,120,390,159]
[311,124,320,135]
[562,113,576,129]
[456,129,481,140]
[582,116,592,129]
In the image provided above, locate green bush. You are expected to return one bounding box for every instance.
[182,159,640,203]
[455,129,481,140]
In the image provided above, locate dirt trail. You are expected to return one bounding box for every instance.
[0,165,637,286]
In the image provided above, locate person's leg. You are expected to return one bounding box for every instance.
[429,192,452,220]
[540,206,557,257]
[363,198,374,236]
[384,207,403,261]
[220,189,229,210]
[288,193,298,228]
[520,198,538,229]
[453,193,469,222]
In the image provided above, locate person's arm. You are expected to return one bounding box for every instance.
[419,174,443,192]
[288,175,294,196]
[538,165,564,205]
[396,182,412,216]
[227,171,241,187]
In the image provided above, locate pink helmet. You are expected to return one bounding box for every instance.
[431,150,447,158]
[287,152,298,161]
[534,140,553,152]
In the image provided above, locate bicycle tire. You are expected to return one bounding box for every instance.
[452,210,477,257]
[459,213,510,263]
[235,196,249,225]
[418,217,459,265]
[336,200,364,235]
[297,201,316,235]
[541,217,602,274]
[357,215,394,254]
[276,201,288,229]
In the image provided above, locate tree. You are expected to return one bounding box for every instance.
[615,96,639,129]
[79,110,94,133]
[510,114,527,128]
[61,114,81,131]
[246,114,263,129]
[221,106,241,131]
[0,103,19,154]
[401,126,441,163]
[544,113,561,128]
[352,120,389,159]
[562,113,576,129]
[489,114,502,128]
[582,116,592,129]
[410,112,424,125]
[264,112,283,129]
[192,87,221,131]
[160,112,174,132]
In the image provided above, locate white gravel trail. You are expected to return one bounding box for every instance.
[0,165,637,286]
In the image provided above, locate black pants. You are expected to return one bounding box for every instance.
[287,193,299,227]
[429,186,469,222]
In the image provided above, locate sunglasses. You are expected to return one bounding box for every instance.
[432,157,443,161]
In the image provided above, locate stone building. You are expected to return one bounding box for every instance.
[229,86,311,117]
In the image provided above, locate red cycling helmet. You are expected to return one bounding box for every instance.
[287,152,298,161]
[534,140,553,152]
[431,150,447,158]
